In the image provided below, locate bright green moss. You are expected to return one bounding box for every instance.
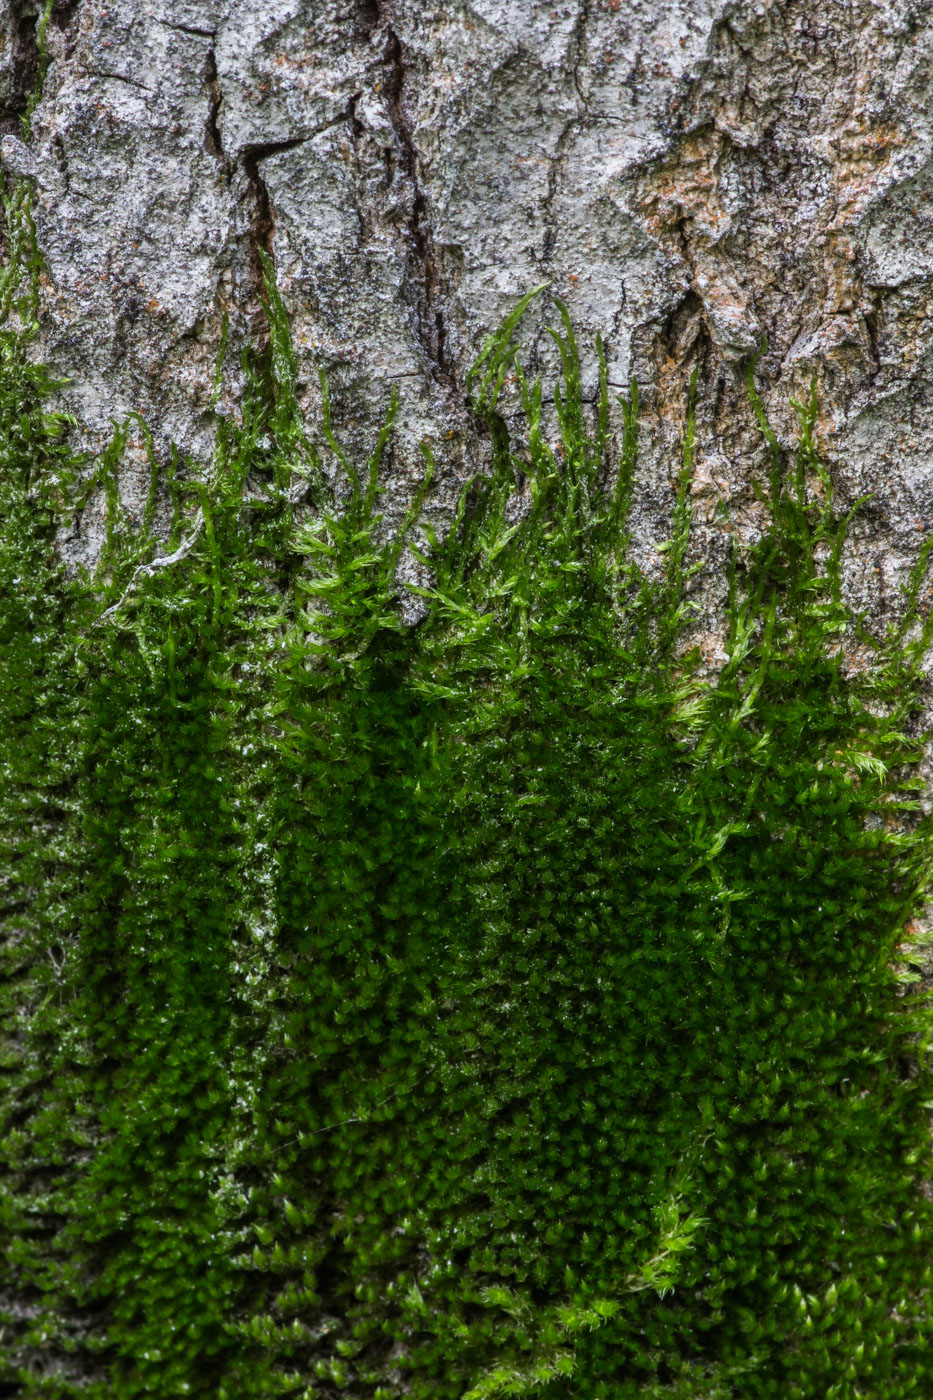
[2,202,933,1399]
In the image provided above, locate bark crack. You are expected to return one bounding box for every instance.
[203,40,362,340]
[51,130,69,192]
[204,44,232,177]
[157,19,217,39]
[241,138,306,297]
[608,281,628,350]
[85,69,153,93]
[199,42,280,335]
[860,289,885,387]
[378,10,454,389]
[541,116,583,264]
[569,0,591,113]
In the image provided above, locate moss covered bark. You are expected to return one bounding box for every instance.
[2,216,933,1397]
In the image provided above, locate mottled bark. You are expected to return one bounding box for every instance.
[4,0,933,631]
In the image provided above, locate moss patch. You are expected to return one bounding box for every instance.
[2,224,933,1397]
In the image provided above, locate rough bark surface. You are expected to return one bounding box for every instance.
[4,0,933,636]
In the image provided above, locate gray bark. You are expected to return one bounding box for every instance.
[4,0,933,639]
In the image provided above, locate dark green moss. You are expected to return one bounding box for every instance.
[2,215,933,1398]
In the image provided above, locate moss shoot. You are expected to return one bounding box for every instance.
[2,198,933,1398]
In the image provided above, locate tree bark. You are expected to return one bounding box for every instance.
[4,0,933,626]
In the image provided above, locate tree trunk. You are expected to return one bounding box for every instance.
[7,5,933,1395]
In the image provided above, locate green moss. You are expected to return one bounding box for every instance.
[2,212,933,1398]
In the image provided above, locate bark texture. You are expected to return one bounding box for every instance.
[4,0,933,634]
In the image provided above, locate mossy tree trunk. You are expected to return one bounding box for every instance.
[5,5,933,1399]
